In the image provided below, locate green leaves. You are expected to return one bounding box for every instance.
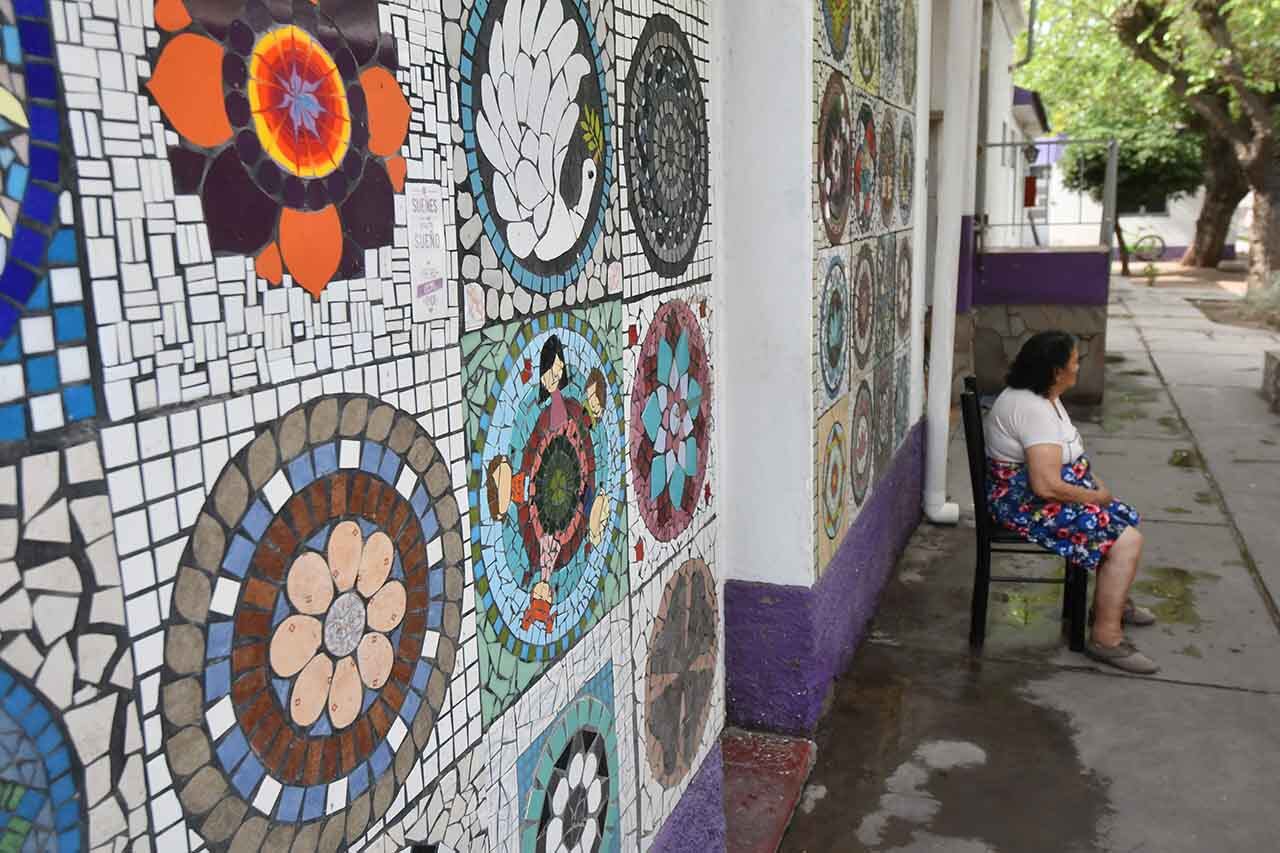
[580,106,604,163]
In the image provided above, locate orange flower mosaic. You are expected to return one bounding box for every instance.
[146,0,411,298]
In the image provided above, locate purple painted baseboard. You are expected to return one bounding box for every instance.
[974,248,1110,306]
[724,421,925,736]
[650,742,726,853]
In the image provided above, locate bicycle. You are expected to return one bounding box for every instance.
[1129,228,1166,263]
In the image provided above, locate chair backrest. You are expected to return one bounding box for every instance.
[959,376,992,533]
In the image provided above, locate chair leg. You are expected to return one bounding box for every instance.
[1061,562,1074,621]
[1068,563,1087,652]
[969,543,992,650]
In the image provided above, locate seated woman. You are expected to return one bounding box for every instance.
[984,331,1159,674]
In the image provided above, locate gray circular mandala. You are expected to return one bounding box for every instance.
[625,14,709,278]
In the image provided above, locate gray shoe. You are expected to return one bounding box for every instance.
[1088,598,1158,627]
[1084,638,1160,674]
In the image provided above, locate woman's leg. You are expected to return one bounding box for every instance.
[1091,526,1144,647]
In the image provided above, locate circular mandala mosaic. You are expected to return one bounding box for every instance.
[470,312,626,661]
[851,242,875,371]
[0,664,85,853]
[646,557,718,788]
[853,0,880,87]
[821,422,848,537]
[852,101,877,234]
[160,396,465,844]
[821,0,853,60]
[894,353,910,446]
[851,379,873,505]
[874,359,895,478]
[880,0,900,97]
[631,300,712,542]
[819,255,850,398]
[818,73,853,245]
[522,695,620,852]
[902,0,918,102]
[460,0,613,293]
[875,234,897,359]
[879,109,897,228]
[896,235,912,341]
[899,118,915,223]
[625,14,709,279]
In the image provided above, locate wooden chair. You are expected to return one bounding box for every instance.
[960,376,1087,652]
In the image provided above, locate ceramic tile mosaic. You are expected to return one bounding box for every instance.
[628,521,721,847]
[814,243,851,416]
[814,395,851,569]
[0,0,98,441]
[812,0,918,575]
[447,0,624,330]
[61,0,457,422]
[614,0,713,301]
[0,0,727,847]
[461,303,629,723]
[622,282,715,592]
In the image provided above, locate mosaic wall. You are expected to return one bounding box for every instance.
[0,0,720,850]
[813,0,919,575]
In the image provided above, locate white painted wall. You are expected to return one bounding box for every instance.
[1043,170,1244,251]
[719,0,815,586]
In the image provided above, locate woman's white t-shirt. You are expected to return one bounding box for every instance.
[984,387,1084,464]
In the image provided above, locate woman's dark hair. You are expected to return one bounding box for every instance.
[538,335,570,402]
[1005,330,1077,396]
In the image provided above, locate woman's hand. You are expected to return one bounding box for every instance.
[1091,484,1114,505]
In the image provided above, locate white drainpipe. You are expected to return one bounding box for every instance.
[923,0,982,525]
[907,0,934,426]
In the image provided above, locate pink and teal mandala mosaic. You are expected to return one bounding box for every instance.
[630,299,712,543]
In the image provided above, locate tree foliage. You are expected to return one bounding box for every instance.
[1016,0,1206,207]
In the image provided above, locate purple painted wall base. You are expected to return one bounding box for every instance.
[974,248,1110,306]
[650,741,726,853]
[724,421,925,736]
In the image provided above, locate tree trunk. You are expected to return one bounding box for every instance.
[1115,223,1130,276]
[1248,181,1280,292]
[1181,127,1248,268]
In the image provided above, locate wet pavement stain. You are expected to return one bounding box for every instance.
[997,582,1062,628]
[779,646,1109,853]
[1193,490,1215,505]
[1132,565,1221,629]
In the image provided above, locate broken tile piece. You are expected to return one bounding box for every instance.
[78,632,119,682]
[66,441,105,484]
[21,450,60,522]
[35,638,75,708]
[32,593,78,644]
[71,495,114,543]
[25,498,71,543]
[24,556,83,594]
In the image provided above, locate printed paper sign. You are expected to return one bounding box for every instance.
[408,182,450,323]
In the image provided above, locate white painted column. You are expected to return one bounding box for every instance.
[923,0,981,523]
[718,0,815,586]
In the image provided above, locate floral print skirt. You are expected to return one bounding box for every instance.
[986,454,1140,571]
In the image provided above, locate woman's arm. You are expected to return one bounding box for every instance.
[1025,444,1113,505]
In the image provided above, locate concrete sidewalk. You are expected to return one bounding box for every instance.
[781,279,1280,852]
